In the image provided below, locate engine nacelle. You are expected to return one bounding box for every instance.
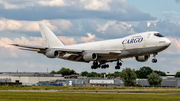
[83,53,97,61]
[46,50,59,58]
[135,55,150,62]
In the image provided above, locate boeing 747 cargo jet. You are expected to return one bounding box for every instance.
[12,23,171,70]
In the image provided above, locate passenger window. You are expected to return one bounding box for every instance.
[154,33,164,37]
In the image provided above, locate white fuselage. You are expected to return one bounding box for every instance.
[56,31,171,62]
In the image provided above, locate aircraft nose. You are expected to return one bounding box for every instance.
[165,38,171,46]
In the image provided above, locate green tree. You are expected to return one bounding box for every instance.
[147,72,162,87]
[107,72,115,77]
[136,66,153,79]
[154,70,166,76]
[49,70,57,74]
[56,67,71,74]
[55,67,76,76]
[114,71,121,77]
[175,72,180,77]
[81,71,89,76]
[120,68,136,86]
[100,73,106,78]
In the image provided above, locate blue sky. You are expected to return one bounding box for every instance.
[0,0,180,74]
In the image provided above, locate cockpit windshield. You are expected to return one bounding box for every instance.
[154,33,164,37]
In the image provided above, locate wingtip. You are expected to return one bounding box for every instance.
[10,44,19,46]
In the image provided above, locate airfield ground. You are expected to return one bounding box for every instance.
[0,86,180,101]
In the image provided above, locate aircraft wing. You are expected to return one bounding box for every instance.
[11,44,47,50]
[11,44,121,54]
[11,44,121,62]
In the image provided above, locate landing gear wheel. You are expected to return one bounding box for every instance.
[106,64,109,68]
[117,62,122,66]
[152,53,158,63]
[115,59,122,70]
[91,66,94,69]
[91,61,99,69]
[115,66,120,70]
[152,59,157,63]
[101,64,109,69]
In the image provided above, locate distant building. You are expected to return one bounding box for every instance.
[166,73,176,78]
[0,72,64,86]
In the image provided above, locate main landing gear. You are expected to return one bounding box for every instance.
[91,60,122,70]
[91,61,109,69]
[115,60,122,70]
[152,53,157,63]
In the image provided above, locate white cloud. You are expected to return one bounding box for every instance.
[146,20,159,27]
[97,21,135,35]
[0,18,73,33]
[0,37,43,49]
[0,0,35,9]
[0,36,44,58]
[58,36,76,45]
[0,18,39,32]
[80,0,111,11]
[80,33,96,42]
[38,0,68,7]
[163,37,180,54]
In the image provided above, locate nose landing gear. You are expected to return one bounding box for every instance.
[152,53,158,63]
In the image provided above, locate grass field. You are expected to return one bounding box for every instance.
[0,85,179,90]
[0,91,180,101]
[0,86,180,101]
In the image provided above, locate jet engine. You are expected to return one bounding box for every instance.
[46,50,59,58]
[135,55,150,62]
[83,53,97,61]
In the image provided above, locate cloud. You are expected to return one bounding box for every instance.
[80,20,135,39]
[0,18,50,32]
[175,0,180,3]
[0,37,43,49]
[58,36,76,45]
[0,18,75,37]
[0,0,35,9]
[97,21,135,35]
[80,0,111,11]
[0,0,155,21]
[132,19,180,37]
[0,18,135,39]
[38,0,68,7]
[164,37,180,54]
[79,33,96,43]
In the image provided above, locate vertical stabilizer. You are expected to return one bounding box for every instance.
[39,23,65,48]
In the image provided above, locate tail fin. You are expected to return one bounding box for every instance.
[39,23,65,48]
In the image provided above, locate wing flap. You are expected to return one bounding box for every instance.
[85,50,121,54]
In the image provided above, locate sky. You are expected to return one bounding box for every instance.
[0,0,180,73]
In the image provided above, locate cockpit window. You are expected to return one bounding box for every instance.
[154,33,164,37]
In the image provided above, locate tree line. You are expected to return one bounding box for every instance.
[50,66,180,87]
[81,66,167,79]
[50,66,180,78]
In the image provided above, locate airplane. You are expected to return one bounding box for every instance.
[11,23,171,70]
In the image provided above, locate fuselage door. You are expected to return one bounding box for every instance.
[123,44,126,49]
[147,33,151,38]
[142,40,146,47]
